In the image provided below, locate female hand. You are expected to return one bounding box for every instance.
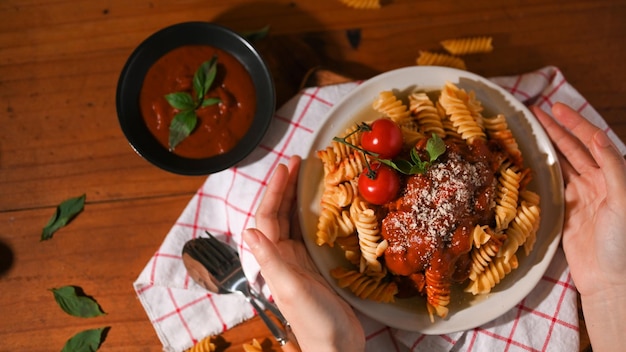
[533,103,626,349]
[243,155,365,352]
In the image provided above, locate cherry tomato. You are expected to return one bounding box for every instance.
[361,118,403,159]
[358,163,401,205]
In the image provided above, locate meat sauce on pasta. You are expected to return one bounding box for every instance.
[381,138,505,298]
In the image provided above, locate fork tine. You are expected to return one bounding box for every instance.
[204,231,238,263]
[184,240,226,277]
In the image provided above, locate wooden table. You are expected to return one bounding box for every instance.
[1,0,624,350]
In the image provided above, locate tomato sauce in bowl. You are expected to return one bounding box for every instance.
[140,45,256,159]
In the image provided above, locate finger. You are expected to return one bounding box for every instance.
[555,149,577,185]
[256,163,290,243]
[278,156,301,241]
[551,103,601,173]
[243,228,303,294]
[532,105,597,174]
[591,130,626,201]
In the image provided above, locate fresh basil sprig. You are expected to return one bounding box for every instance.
[333,123,446,175]
[164,55,221,150]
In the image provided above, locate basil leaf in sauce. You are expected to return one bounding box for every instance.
[50,286,106,318]
[169,110,198,150]
[164,92,195,110]
[193,55,218,102]
[61,327,109,352]
[166,57,221,151]
[41,194,86,241]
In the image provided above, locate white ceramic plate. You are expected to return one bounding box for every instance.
[297,66,564,334]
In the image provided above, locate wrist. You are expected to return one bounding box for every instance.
[580,288,626,350]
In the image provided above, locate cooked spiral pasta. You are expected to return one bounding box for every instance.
[324,150,367,186]
[316,200,354,246]
[439,82,486,143]
[494,167,522,232]
[484,114,523,167]
[425,259,451,321]
[350,197,384,273]
[336,234,361,265]
[322,179,359,208]
[465,254,518,295]
[330,266,397,302]
[408,92,446,137]
[468,233,505,281]
[471,224,492,248]
[499,201,541,263]
[440,36,493,55]
[372,91,412,125]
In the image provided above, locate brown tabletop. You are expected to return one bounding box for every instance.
[2,0,624,351]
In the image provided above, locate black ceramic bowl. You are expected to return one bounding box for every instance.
[116,22,275,175]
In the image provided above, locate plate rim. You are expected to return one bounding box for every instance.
[297,65,565,334]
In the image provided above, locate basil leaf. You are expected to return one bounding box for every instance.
[168,110,198,150]
[427,133,446,162]
[61,327,109,352]
[193,56,218,101]
[51,286,105,318]
[164,92,195,110]
[41,194,86,241]
[240,25,270,42]
[200,97,221,107]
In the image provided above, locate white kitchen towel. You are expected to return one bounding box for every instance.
[134,65,626,352]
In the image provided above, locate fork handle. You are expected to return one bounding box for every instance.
[249,287,289,327]
[247,297,293,347]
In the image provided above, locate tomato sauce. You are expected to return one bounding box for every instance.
[381,138,504,297]
[139,45,256,159]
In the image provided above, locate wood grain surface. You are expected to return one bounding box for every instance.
[2,0,624,350]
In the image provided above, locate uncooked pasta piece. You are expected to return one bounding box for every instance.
[186,335,216,352]
[338,0,381,9]
[440,36,493,55]
[242,338,263,352]
[416,50,467,70]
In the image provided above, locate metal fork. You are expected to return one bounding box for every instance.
[182,231,297,350]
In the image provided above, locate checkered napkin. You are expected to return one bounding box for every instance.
[134,66,626,352]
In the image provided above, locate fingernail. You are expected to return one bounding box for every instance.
[594,131,611,148]
[243,228,260,248]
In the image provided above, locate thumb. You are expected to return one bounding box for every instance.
[591,130,626,195]
[243,228,295,287]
